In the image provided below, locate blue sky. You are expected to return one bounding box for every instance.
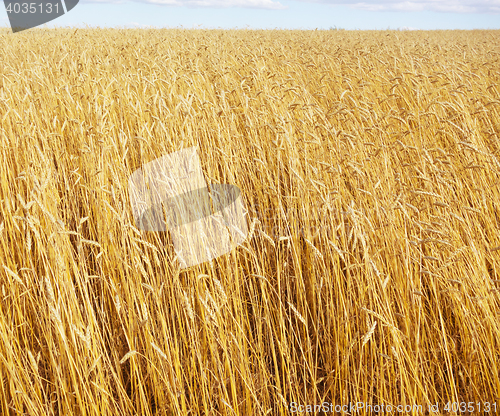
[1,0,499,30]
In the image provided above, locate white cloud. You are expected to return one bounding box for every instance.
[85,0,286,8]
[81,0,499,12]
[148,0,286,8]
[308,0,500,13]
[127,21,155,27]
[84,0,127,3]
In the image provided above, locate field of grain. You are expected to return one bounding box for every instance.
[0,27,500,415]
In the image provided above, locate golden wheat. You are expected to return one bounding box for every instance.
[0,27,499,415]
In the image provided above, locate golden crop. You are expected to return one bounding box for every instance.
[0,27,499,415]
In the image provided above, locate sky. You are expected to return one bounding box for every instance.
[0,0,499,31]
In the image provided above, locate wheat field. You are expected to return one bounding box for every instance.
[0,27,500,415]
